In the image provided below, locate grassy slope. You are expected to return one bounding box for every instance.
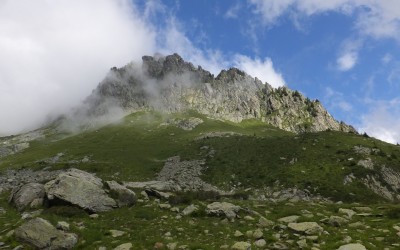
[2,111,400,249]
[1,111,400,203]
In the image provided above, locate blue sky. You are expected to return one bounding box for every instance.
[1,0,400,143]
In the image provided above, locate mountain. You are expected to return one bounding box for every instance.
[1,54,400,249]
[83,53,355,133]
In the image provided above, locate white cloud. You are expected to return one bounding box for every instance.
[336,39,362,71]
[359,100,400,144]
[249,0,295,25]
[337,52,358,71]
[249,0,400,41]
[0,0,156,136]
[382,53,393,64]
[158,18,228,75]
[157,19,287,87]
[233,55,286,87]
[324,87,353,112]
[225,3,242,19]
[0,0,289,136]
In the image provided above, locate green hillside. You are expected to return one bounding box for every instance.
[1,111,399,203]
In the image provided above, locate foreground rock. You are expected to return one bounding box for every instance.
[45,169,117,212]
[205,202,241,219]
[9,183,45,211]
[15,218,77,249]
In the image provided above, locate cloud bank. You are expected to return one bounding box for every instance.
[233,55,286,87]
[0,0,287,136]
[0,0,155,135]
[359,99,400,144]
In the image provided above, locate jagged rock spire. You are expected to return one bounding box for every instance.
[86,53,356,133]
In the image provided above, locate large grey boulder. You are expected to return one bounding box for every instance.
[205,202,241,219]
[45,169,117,212]
[14,217,77,249]
[9,183,45,211]
[106,181,136,207]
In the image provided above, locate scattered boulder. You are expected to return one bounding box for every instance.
[338,208,356,219]
[113,243,133,250]
[337,243,367,250]
[181,204,199,216]
[109,230,125,238]
[45,169,117,213]
[8,183,45,211]
[14,218,77,249]
[159,203,172,209]
[234,230,244,237]
[205,202,241,219]
[254,239,267,248]
[270,242,289,249]
[357,158,374,170]
[106,180,136,207]
[145,189,174,200]
[258,217,274,227]
[124,181,181,192]
[297,239,308,248]
[353,207,372,213]
[327,216,349,227]
[21,209,43,220]
[231,241,251,250]
[278,215,300,223]
[56,221,70,231]
[167,117,204,130]
[288,222,323,235]
[252,229,263,239]
[154,242,164,249]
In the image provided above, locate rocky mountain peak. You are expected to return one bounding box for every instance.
[84,53,356,133]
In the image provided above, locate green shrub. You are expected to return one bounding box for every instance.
[387,207,400,219]
[169,191,221,205]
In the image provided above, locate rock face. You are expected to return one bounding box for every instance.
[45,168,117,212]
[14,217,78,249]
[9,183,45,211]
[81,53,356,134]
[362,166,400,201]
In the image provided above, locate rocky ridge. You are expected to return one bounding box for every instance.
[83,53,355,133]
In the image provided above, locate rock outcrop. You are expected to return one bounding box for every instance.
[45,168,117,212]
[82,53,356,134]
